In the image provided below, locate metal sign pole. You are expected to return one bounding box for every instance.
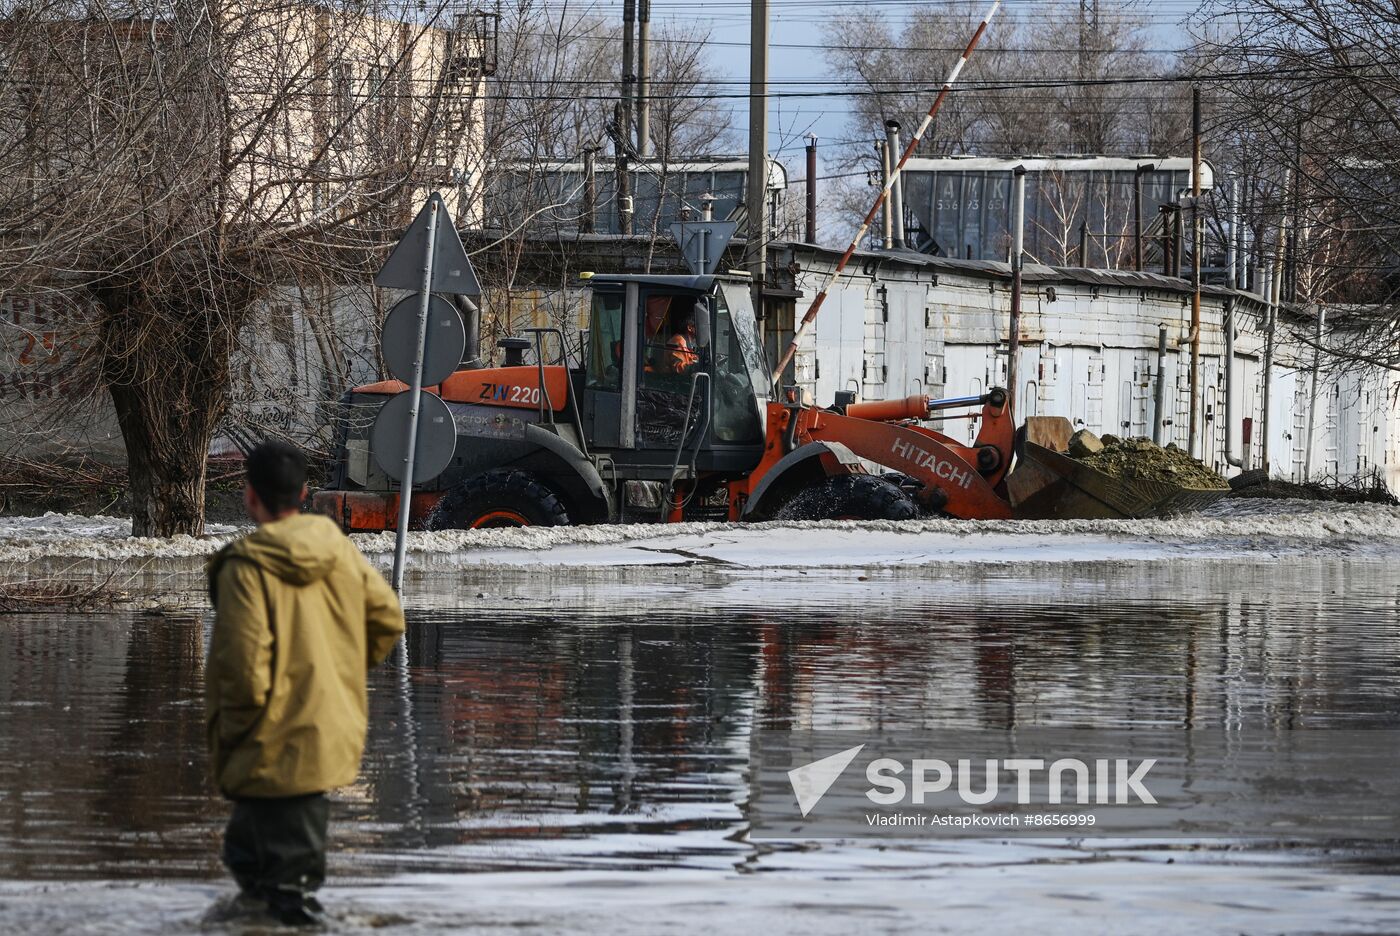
[391,198,439,593]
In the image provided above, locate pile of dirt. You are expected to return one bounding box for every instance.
[1070,432,1230,490]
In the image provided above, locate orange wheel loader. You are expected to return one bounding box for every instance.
[312,273,1026,532]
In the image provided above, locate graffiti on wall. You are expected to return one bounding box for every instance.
[216,288,384,455]
[0,296,97,401]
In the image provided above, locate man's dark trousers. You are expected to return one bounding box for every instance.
[222,793,329,898]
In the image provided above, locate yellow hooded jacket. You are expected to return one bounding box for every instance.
[205,513,405,798]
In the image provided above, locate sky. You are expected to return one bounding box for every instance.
[548,0,1204,175]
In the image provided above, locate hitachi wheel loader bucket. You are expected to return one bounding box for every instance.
[1005,418,1230,520]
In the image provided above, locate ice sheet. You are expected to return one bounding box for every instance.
[2,499,1399,569]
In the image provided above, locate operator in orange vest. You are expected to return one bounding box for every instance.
[665,318,700,375]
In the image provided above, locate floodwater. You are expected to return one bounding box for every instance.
[3,557,1400,933]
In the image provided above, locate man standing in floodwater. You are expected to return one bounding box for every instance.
[205,441,405,926]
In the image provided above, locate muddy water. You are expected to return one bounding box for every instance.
[2,558,1400,929]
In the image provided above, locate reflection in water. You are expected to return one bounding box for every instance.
[0,559,1398,881]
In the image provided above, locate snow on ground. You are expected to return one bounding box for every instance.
[0,513,244,539]
[2,499,1399,569]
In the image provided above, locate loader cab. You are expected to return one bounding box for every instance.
[581,274,768,474]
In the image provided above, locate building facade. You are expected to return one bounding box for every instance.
[768,244,1398,491]
[0,3,492,463]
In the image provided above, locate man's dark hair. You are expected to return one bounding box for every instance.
[246,441,307,515]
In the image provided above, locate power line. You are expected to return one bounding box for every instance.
[0,55,1358,96]
[508,26,1190,55]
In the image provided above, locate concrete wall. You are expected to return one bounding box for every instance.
[1265,327,1400,491]
[215,284,386,457]
[0,284,386,464]
[778,246,1397,491]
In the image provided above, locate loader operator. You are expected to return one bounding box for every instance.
[643,294,699,377]
[664,317,700,375]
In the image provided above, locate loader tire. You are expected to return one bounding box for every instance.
[774,474,919,522]
[427,469,571,530]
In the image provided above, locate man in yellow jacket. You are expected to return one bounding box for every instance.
[206,441,404,926]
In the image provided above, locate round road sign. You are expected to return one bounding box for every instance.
[372,390,458,484]
[381,295,466,386]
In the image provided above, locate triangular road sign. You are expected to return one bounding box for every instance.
[375,192,481,295]
[670,220,737,276]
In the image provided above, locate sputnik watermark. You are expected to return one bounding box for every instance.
[752,730,1400,839]
[864,756,1156,806]
[866,812,1094,830]
[788,744,865,816]
[788,747,1153,819]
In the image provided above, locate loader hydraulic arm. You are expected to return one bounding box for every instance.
[842,388,1008,425]
[764,388,1017,520]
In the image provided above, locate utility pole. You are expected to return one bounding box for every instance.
[877,139,892,247]
[616,115,632,235]
[884,120,906,249]
[637,0,651,155]
[1243,187,1254,292]
[618,1,636,235]
[1293,123,1304,299]
[1226,178,1238,289]
[1077,1,1087,84]
[746,0,769,302]
[1075,0,1097,150]
[804,134,818,243]
[1303,306,1325,479]
[622,0,635,142]
[1261,182,1288,474]
[1288,120,1302,302]
[1187,85,1203,458]
[1008,165,1026,413]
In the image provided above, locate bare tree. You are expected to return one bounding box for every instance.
[823,4,1178,154]
[471,4,735,351]
[816,3,1186,249]
[0,0,487,535]
[1032,171,1091,266]
[1196,1,1400,370]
